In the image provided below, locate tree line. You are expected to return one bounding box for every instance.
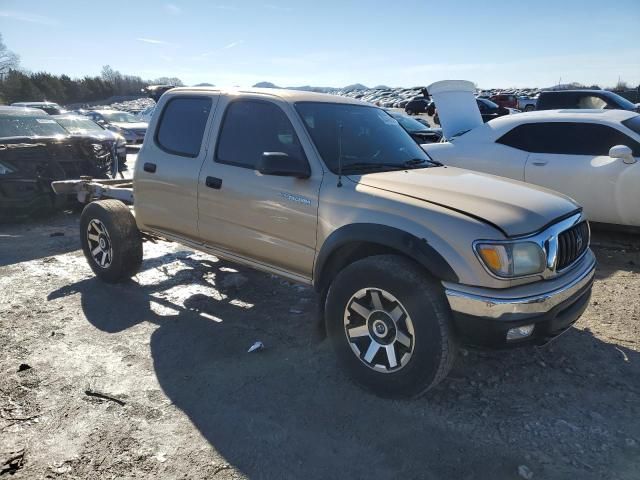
[0,34,183,106]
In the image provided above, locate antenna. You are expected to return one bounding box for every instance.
[337,121,343,188]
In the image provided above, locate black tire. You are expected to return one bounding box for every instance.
[524,105,535,112]
[80,200,142,283]
[325,255,457,398]
[405,109,413,115]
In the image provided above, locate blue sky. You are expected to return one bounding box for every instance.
[1,0,638,88]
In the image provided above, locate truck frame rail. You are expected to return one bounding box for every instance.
[51,177,134,205]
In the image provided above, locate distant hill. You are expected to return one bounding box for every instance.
[253,81,279,88]
[341,83,368,92]
[194,82,215,87]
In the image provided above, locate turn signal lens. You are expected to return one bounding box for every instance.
[477,244,509,275]
[476,242,545,278]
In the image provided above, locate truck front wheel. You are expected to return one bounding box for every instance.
[325,255,458,398]
[80,200,142,283]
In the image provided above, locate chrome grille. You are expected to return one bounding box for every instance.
[556,221,589,270]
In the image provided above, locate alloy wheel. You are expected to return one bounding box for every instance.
[86,219,112,268]
[343,288,415,373]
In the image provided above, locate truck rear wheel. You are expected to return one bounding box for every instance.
[80,200,142,283]
[325,255,458,398]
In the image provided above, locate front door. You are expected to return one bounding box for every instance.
[197,97,322,279]
[523,122,640,225]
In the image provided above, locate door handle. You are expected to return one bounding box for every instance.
[532,161,548,166]
[205,176,222,189]
[143,162,157,173]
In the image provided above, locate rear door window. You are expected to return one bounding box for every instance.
[156,97,213,157]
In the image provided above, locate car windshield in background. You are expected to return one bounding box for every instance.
[0,115,68,138]
[295,102,436,174]
[622,115,640,135]
[56,116,104,134]
[102,112,138,123]
[387,112,430,132]
[478,98,499,109]
[604,91,637,110]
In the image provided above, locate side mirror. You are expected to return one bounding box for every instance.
[609,145,636,164]
[258,152,310,178]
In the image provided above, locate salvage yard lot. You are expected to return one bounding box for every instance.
[1,213,639,479]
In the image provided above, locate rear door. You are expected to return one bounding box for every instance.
[197,96,322,279]
[523,122,640,225]
[134,93,218,240]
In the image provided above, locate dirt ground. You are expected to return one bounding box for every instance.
[1,209,639,479]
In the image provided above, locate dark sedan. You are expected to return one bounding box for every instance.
[54,115,127,170]
[386,110,443,144]
[0,107,115,219]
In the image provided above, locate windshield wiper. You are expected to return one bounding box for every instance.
[402,158,443,168]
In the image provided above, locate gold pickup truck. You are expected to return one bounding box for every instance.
[53,87,596,398]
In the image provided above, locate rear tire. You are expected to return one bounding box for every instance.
[325,255,458,398]
[405,109,413,115]
[80,200,142,283]
[524,105,535,112]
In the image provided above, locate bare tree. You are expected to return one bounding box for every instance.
[0,34,20,76]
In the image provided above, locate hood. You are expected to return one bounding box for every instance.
[428,80,483,139]
[111,122,147,130]
[351,167,579,237]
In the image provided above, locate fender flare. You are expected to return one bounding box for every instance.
[313,223,458,291]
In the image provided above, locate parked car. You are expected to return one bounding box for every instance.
[11,101,64,115]
[490,94,518,109]
[536,90,640,112]
[0,106,115,219]
[53,87,595,398]
[136,105,156,123]
[423,80,640,227]
[404,97,430,115]
[517,96,537,111]
[84,110,148,146]
[386,110,443,143]
[53,114,127,170]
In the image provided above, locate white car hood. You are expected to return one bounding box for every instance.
[428,80,483,139]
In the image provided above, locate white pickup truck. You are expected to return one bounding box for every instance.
[53,87,596,398]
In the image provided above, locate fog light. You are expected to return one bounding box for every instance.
[506,324,535,341]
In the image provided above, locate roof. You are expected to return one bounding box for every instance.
[166,86,369,105]
[0,105,48,116]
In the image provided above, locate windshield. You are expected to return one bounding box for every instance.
[0,115,68,138]
[295,102,435,174]
[477,98,499,109]
[56,116,104,134]
[387,112,429,132]
[603,91,638,110]
[101,111,138,123]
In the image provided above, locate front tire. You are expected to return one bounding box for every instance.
[80,200,142,283]
[325,255,458,398]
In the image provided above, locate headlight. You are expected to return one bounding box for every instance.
[475,241,546,278]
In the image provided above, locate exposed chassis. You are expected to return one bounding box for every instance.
[51,177,134,205]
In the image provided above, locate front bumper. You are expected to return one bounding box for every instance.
[444,250,596,347]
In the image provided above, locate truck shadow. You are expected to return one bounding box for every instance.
[47,251,640,479]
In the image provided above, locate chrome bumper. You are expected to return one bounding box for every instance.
[444,251,596,321]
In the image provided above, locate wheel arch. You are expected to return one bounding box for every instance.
[313,223,458,293]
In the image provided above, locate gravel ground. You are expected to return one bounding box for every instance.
[0,209,638,479]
